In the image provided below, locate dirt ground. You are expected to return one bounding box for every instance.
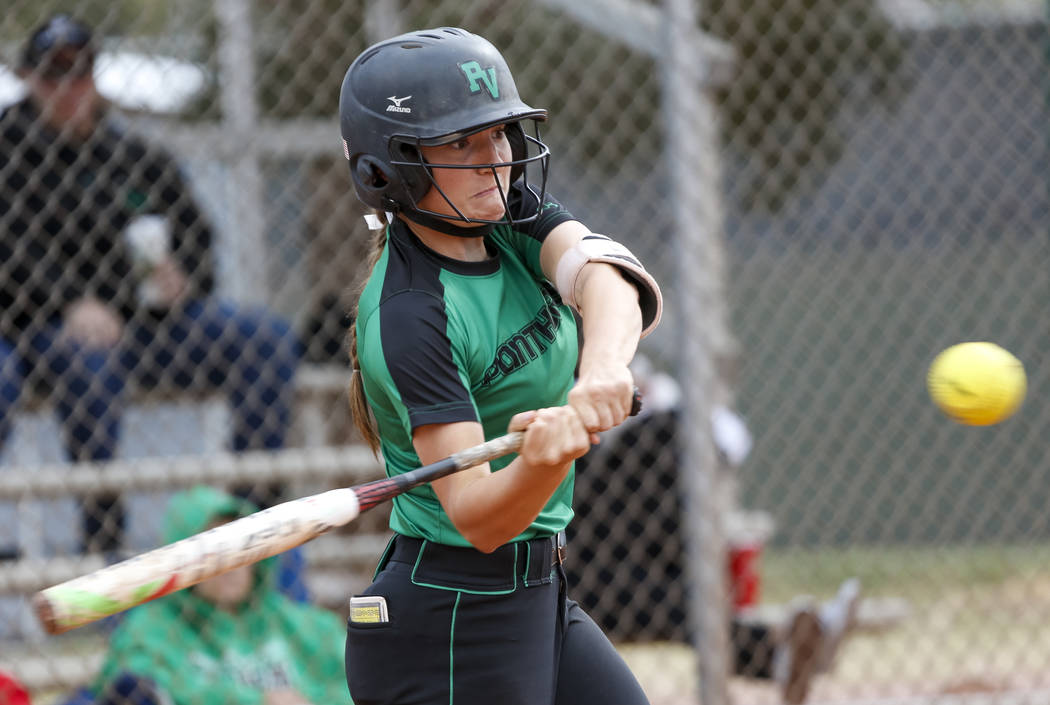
[616,575,1050,705]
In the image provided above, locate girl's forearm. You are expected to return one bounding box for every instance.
[575,263,643,375]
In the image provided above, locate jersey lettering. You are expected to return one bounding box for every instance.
[480,300,563,387]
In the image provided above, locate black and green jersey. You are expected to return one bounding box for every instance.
[356,185,578,546]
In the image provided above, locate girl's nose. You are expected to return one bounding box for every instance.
[477,133,508,167]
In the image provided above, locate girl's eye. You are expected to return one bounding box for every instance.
[451,139,470,150]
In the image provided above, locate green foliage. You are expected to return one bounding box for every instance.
[255,0,372,119]
[702,0,907,212]
[4,0,171,41]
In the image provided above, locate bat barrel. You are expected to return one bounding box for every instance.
[33,488,360,634]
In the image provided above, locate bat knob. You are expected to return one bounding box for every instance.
[32,592,60,635]
[629,387,643,417]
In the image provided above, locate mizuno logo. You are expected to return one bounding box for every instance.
[386,95,412,113]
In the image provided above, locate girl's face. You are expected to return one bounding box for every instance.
[416,125,513,223]
[192,517,254,610]
[194,563,254,609]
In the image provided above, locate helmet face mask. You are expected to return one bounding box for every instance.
[387,121,550,225]
[340,27,551,228]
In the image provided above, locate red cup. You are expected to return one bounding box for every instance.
[727,542,763,609]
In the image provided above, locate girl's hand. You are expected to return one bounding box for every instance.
[508,406,591,470]
[568,364,635,434]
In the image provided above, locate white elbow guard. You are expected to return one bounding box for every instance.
[554,234,663,338]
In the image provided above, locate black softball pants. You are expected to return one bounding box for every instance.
[345,533,651,705]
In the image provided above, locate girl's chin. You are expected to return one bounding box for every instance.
[435,207,506,224]
[471,209,507,222]
[470,197,509,221]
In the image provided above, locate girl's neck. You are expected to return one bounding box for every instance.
[402,217,489,262]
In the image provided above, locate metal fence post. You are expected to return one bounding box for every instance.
[662,0,735,702]
[216,0,266,303]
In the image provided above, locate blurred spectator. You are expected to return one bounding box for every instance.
[568,354,860,703]
[89,486,349,705]
[300,293,352,365]
[0,14,301,553]
[732,578,861,703]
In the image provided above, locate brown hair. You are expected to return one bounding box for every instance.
[348,212,390,453]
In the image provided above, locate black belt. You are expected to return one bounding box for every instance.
[387,531,567,590]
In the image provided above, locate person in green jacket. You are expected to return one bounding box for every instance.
[92,486,351,705]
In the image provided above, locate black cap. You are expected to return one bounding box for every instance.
[21,14,96,76]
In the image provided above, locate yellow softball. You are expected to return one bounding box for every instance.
[927,342,1026,426]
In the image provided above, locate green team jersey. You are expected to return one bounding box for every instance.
[356,185,578,546]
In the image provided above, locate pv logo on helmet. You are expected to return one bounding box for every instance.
[386,95,412,113]
[459,61,499,99]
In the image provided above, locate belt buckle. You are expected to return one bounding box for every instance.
[553,530,567,565]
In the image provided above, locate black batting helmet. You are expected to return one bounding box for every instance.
[339,27,550,227]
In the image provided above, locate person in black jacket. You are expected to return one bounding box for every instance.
[0,15,301,553]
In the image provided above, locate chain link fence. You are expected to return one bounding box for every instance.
[1,0,1048,704]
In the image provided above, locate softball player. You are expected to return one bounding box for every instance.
[339,27,662,705]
